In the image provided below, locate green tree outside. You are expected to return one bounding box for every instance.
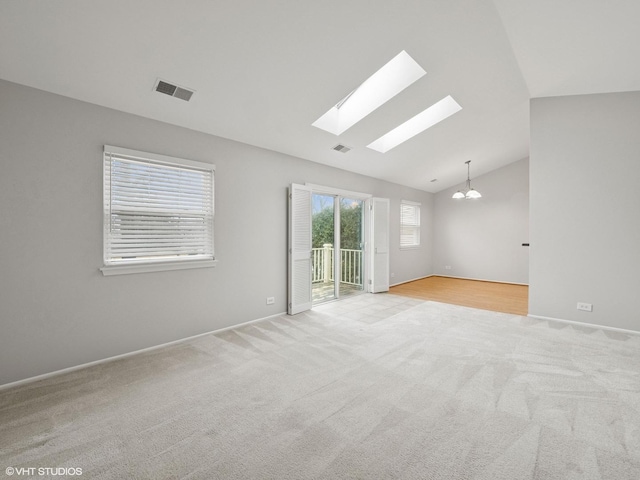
[312,199,362,249]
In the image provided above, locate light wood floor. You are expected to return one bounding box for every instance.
[390,276,528,316]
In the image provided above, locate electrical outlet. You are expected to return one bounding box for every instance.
[577,302,592,312]
[266,297,275,305]
[445,265,452,270]
[391,272,395,278]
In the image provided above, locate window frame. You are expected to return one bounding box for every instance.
[400,200,421,249]
[100,145,216,276]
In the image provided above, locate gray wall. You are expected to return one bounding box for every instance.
[0,79,433,385]
[530,91,640,331]
[432,158,529,284]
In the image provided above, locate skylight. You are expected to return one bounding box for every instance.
[312,51,426,136]
[367,95,462,153]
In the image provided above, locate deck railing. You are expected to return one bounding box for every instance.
[312,244,363,286]
[312,246,331,283]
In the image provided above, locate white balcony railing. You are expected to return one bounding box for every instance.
[312,244,363,286]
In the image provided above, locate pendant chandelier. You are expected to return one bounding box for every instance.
[452,160,481,199]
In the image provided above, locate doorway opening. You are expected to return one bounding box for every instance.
[311,194,365,305]
[288,183,389,315]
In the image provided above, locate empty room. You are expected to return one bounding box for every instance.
[1,1,639,479]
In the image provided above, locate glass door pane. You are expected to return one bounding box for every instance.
[311,194,335,304]
[339,198,364,298]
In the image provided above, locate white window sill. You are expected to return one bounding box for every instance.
[100,259,218,276]
[400,245,421,250]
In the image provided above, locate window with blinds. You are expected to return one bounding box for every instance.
[400,200,420,248]
[102,146,215,275]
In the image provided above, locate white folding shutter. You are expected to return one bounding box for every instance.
[288,184,313,314]
[370,197,390,293]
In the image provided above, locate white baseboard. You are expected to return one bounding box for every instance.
[0,311,287,392]
[435,274,528,286]
[528,314,640,336]
[390,274,434,287]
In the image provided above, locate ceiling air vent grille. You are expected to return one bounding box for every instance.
[154,79,195,102]
[173,87,194,101]
[332,144,352,153]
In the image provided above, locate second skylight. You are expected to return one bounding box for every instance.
[312,50,426,136]
[367,95,462,153]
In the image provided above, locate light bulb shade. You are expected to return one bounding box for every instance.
[452,191,465,199]
[465,189,482,199]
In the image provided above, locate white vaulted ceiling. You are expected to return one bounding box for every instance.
[2,1,640,192]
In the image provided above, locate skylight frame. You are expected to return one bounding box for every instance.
[367,95,462,153]
[312,50,427,136]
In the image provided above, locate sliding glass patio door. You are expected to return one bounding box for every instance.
[288,183,388,314]
[311,194,336,303]
[338,197,364,298]
[311,193,365,305]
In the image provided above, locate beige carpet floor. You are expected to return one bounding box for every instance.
[1,295,639,479]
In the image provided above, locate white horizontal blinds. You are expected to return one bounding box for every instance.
[400,201,420,248]
[104,149,214,265]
